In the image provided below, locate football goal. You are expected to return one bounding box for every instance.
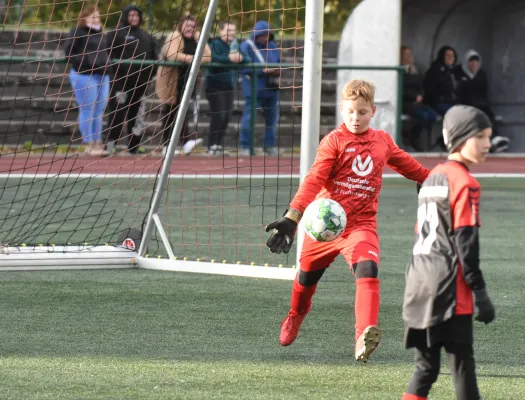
[0,0,324,280]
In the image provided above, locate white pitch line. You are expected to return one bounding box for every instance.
[0,173,523,179]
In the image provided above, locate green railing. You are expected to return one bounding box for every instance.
[0,57,405,147]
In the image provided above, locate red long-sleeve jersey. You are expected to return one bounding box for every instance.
[290,124,430,231]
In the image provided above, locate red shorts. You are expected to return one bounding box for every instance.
[299,228,380,272]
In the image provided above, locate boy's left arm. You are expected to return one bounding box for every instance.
[387,138,430,184]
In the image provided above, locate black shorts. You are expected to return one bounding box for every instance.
[404,315,473,349]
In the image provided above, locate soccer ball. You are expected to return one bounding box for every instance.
[302,198,347,242]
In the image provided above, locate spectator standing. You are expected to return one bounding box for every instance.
[205,21,243,156]
[423,45,458,116]
[155,15,211,156]
[64,6,111,155]
[400,45,438,151]
[105,5,157,155]
[239,21,281,157]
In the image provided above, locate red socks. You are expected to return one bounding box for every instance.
[354,277,380,339]
[402,394,427,400]
[290,278,316,315]
[289,277,380,339]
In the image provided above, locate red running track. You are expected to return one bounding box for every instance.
[0,154,524,175]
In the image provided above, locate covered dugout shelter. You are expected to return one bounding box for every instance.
[337,0,525,152]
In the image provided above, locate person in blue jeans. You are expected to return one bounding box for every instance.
[239,20,280,156]
[64,6,111,155]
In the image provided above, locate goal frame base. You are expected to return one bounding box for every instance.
[0,245,137,271]
[137,256,297,280]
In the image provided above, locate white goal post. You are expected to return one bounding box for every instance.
[133,0,325,281]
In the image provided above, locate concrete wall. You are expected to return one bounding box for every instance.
[336,0,402,141]
[339,0,525,151]
[402,0,525,152]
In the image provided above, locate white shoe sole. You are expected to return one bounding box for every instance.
[182,138,204,155]
[355,325,381,362]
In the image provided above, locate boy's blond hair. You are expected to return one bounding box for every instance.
[341,79,376,105]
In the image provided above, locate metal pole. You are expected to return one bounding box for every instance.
[295,0,324,269]
[250,69,257,155]
[396,68,404,145]
[17,0,22,24]
[137,0,219,257]
[147,0,153,32]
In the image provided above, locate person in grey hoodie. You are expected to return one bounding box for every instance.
[455,50,492,119]
[455,50,510,152]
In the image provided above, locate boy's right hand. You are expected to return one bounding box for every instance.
[474,288,495,324]
[265,211,300,254]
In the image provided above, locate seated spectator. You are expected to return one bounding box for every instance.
[454,49,509,152]
[423,45,458,116]
[454,50,492,118]
[400,45,438,151]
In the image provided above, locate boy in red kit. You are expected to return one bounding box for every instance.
[401,105,495,400]
[265,79,430,362]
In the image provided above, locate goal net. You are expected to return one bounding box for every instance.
[0,0,306,277]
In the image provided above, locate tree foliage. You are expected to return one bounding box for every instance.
[8,0,361,37]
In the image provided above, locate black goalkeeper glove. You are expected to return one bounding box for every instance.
[265,209,301,254]
[474,288,495,324]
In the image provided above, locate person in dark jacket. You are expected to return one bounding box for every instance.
[454,49,510,153]
[205,21,243,156]
[64,6,111,155]
[400,45,438,151]
[423,45,458,116]
[105,5,157,155]
[402,105,496,400]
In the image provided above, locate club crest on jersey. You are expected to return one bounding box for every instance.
[352,154,373,176]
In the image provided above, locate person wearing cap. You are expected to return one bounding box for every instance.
[401,105,496,400]
[455,49,509,153]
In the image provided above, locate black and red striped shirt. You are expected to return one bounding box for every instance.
[403,160,485,329]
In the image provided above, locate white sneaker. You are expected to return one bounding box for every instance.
[239,148,251,157]
[490,136,509,153]
[209,145,224,156]
[182,138,204,155]
[106,141,116,156]
[265,147,279,156]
